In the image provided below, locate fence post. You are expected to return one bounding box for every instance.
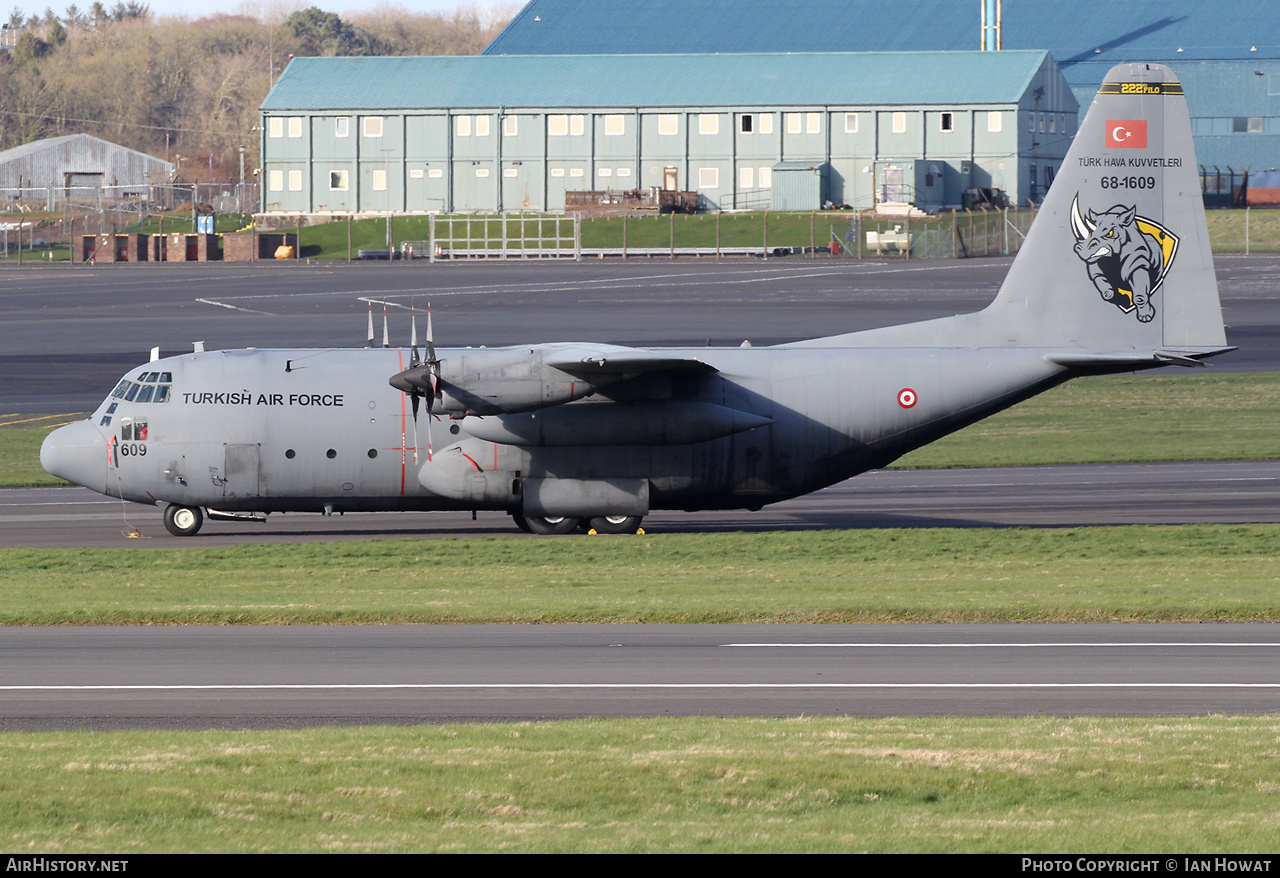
[574,214,581,261]
[429,215,436,263]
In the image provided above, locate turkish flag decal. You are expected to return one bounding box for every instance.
[1106,120,1148,149]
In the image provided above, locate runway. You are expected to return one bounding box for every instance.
[2,459,1277,548]
[3,624,1278,730]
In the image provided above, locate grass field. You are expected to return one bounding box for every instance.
[4,716,1279,853]
[1,524,1276,625]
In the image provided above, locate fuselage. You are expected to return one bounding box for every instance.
[42,343,1069,516]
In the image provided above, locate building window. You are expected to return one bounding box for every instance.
[457,115,471,137]
[740,166,753,189]
[363,116,383,138]
[892,112,907,134]
[288,170,302,191]
[658,114,678,135]
[569,168,583,177]
[1049,115,1056,134]
[268,117,283,138]
[428,168,443,179]
[1039,113,1046,133]
[288,117,302,138]
[740,114,753,133]
[409,169,423,179]
[570,115,585,136]
[940,112,954,132]
[844,113,858,134]
[1233,117,1263,133]
[699,167,718,189]
[760,113,773,134]
[806,112,821,134]
[476,115,490,137]
[269,169,283,191]
[617,167,631,177]
[598,168,612,177]
[504,167,518,177]
[699,114,719,135]
[329,170,348,191]
[504,115,517,136]
[551,168,565,177]
[605,114,625,136]
[759,167,772,188]
[787,113,802,134]
[335,117,349,138]
[987,111,1002,133]
[475,168,489,178]
[372,170,387,191]
[548,115,568,136]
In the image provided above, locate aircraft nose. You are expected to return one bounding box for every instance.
[40,419,108,494]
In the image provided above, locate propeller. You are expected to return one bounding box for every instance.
[390,301,441,463]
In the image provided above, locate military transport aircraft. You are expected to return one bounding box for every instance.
[42,62,1231,536]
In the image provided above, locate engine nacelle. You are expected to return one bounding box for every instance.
[390,347,612,415]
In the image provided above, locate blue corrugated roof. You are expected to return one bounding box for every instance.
[262,50,1051,111]
[483,0,1275,78]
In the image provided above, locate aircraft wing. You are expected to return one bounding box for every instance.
[544,345,718,378]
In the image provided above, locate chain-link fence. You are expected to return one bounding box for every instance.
[0,182,259,214]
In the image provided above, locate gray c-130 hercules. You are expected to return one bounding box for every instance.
[42,63,1232,536]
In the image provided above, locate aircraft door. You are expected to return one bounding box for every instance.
[223,444,261,499]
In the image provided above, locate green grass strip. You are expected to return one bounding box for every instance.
[4,716,1279,852]
[6,371,1279,487]
[1,525,1277,625]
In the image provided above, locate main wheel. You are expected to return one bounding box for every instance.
[586,515,643,535]
[523,515,579,535]
[510,513,533,533]
[163,504,204,537]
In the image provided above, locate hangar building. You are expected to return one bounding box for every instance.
[484,0,1278,173]
[0,134,173,204]
[258,50,1074,215]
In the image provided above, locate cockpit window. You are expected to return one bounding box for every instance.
[110,372,173,405]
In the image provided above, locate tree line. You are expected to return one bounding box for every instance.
[0,3,516,183]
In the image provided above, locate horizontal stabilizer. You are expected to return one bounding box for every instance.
[1047,346,1236,369]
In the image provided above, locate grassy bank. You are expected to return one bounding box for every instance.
[1,524,1276,625]
[5,716,1278,853]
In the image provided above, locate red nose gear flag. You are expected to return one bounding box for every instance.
[1106,120,1148,149]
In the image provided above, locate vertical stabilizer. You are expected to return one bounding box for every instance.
[983,62,1227,354]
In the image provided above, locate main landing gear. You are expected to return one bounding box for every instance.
[511,513,644,535]
[163,504,204,537]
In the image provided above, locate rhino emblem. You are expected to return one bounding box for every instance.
[1070,195,1179,323]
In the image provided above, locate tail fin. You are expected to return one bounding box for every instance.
[984,61,1229,357]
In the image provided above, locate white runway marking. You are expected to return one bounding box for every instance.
[723,642,1280,648]
[5,683,1280,691]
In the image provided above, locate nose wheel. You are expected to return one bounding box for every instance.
[163,504,204,537]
